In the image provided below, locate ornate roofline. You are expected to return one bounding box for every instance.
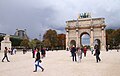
[65,25,106,30]
[66,18,105,23]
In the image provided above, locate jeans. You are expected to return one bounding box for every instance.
[2,54,10,62]
[34,60,44,71]
[96,54,101,62]
[72,53,77,62]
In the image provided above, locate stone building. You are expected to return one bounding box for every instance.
[14,29,29,39]
[65,13,106,51]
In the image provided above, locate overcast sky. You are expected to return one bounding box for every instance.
[0,0,120,39]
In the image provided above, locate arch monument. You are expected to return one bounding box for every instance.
[65,13,106,51]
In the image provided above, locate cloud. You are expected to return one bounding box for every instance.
[0,0,120,38]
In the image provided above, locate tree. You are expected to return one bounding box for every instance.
[29,38,41,49]
[43,39,51,48]
[43,29,58,50]
[10,37,23,46]
[112,28,120,48]
[20,39,29,48]
[0,36,3,46]
[29,39,36,49]
[106,28,120,49]
[106,29,114,49]
[57,34,66,50]
[34,38,41,48]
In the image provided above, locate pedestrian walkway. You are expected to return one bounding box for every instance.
[0,50,120,76]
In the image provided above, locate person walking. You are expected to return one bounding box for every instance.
[83,47,87,57]
[32,48,35,58]
[41,47,46,58]
[2,47,10,62]
[95,45,101,63]
[13,48,17,55]
[23,48,26,54]
[71,45,77,62]
[76,47,82,63]
[33,48,44,72]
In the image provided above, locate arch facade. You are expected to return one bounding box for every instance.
[65,16,106,51]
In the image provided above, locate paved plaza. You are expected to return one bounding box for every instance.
[0,50,120,76]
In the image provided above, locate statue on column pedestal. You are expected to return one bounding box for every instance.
[1,35,11,51]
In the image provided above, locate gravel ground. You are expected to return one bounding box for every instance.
[0,50,120,76]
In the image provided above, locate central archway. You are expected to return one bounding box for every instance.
[80,32,90,47]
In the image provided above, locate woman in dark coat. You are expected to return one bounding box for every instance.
[95,45,101,63]
[71,45,77,62]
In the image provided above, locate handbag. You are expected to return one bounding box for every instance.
[40,59,42,63]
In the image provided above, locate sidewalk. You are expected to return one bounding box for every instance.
[0,50,120,76]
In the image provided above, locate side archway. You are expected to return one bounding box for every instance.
[70,40,76,47]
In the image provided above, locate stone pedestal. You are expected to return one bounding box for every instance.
[1,35,11,51]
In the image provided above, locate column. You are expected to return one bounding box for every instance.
[90,27,94,48]
[102,27,104,45]
[104,28,106,51]
[90,18,94,49]
[76,28,79,47]
[101,26,106,51]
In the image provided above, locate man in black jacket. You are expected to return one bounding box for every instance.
[33,48,44,72]
[71,45,77,62]
[95,45,101,63]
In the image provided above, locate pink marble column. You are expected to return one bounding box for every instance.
[76,28,79,47]
[90,27,94,48]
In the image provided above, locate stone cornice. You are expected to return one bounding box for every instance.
[65,25,106,30]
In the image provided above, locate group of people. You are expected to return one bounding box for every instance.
[70,46,82,62]
[70,45,101,63]
[1,46,45,72]
[70,45,86,63]
[32,47,46,59]
[1,45,101,73]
